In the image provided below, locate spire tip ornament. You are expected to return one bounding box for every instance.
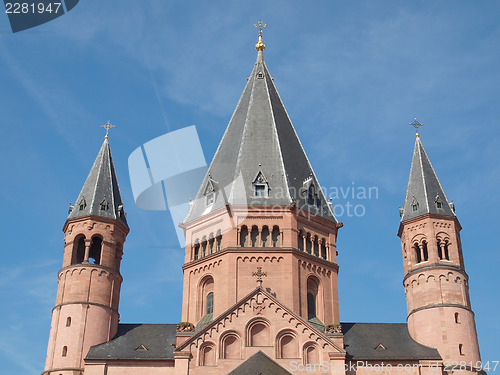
[101,120,115,140]
[410,118,423,137]
[254,21,267,51]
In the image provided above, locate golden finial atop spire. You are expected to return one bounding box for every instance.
[410,118,423,138]
[101,120,115,140]
[254,21,267,51]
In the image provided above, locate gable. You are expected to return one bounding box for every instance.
[175,287,344,370]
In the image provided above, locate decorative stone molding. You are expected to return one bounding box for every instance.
[177,322,195,332]
[325,323,342,334]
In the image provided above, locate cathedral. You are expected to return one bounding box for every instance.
[42,30,482,375]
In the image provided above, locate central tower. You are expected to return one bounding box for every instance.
[179,31,343,335]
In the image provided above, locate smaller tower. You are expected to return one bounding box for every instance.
[43,131,129,375]
[398,129,481,373]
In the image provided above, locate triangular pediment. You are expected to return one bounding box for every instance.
[175,287,345,357]
[253,171,269,184]
[204,178,216,195]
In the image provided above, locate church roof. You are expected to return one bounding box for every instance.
[85,322,441,362]
[86,324,177,360]
[400,135,455,222]
[227,350,292,375]
[184,49,337,223]
[342,322,441,360]
[67,137,128,228]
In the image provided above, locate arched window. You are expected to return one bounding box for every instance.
[459,344,464,356]
[304,343,319,365]
[277,331,298,359]
[62,346,68,357]
[248,321,270,346]
[221,333,240,359]
[414,243,422,263]
[422,241,429,261]
[320,240,327,260]
[200,343,216,366]
[261,226,270,247]
[216,231,222,251]
[251,226,259,247]
[208,234,214,255]
[194,241,200,260]
[240,226,248,247]
[89,237,102,265]
[437,240,443,260]
[306,233,312,254]
[307,277,319,320]
[66,317,71,327]
[206,292,214,315]
[272,226,280,247]
[298,231,304,251]
[313,236,319,257]
[444,240,450,260]
[73,236,85,264]
[455,312,460,324]
[201,236,207,257]
[199,276,214,319]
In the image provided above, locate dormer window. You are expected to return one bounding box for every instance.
[254,184,266,197]
[307,185,315,205]
[435,195,443,209]
[253,171,269,198]
[100,198,109,211]
[204,177,216,205]
[257,71,264,79]
[78,198,86,211]
[411,197,419,212]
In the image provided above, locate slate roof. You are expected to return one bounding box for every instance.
[341,322,441,360]
[227,350,292,375]
[86,322,440,363]
[184,50,337,223]
[400,136,455,222]
[86,324,177,360]
[67,137,128,228]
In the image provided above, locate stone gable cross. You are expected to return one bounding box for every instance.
[252,267,267,286]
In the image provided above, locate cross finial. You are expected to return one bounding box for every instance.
[410,118,423,137]
[254,21,267,36]
[254,21,267,51]
[252,267,267,287]
[101,120,115,139]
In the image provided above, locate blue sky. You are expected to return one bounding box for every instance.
[0,1,499,373]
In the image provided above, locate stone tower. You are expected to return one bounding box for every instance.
[178,33,343,342]
[398,133,481,372]
[43,135,129,375]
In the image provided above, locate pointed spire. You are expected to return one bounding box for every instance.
[67,137,128,228]
[401,135,455,222]
[185,41,336,223]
